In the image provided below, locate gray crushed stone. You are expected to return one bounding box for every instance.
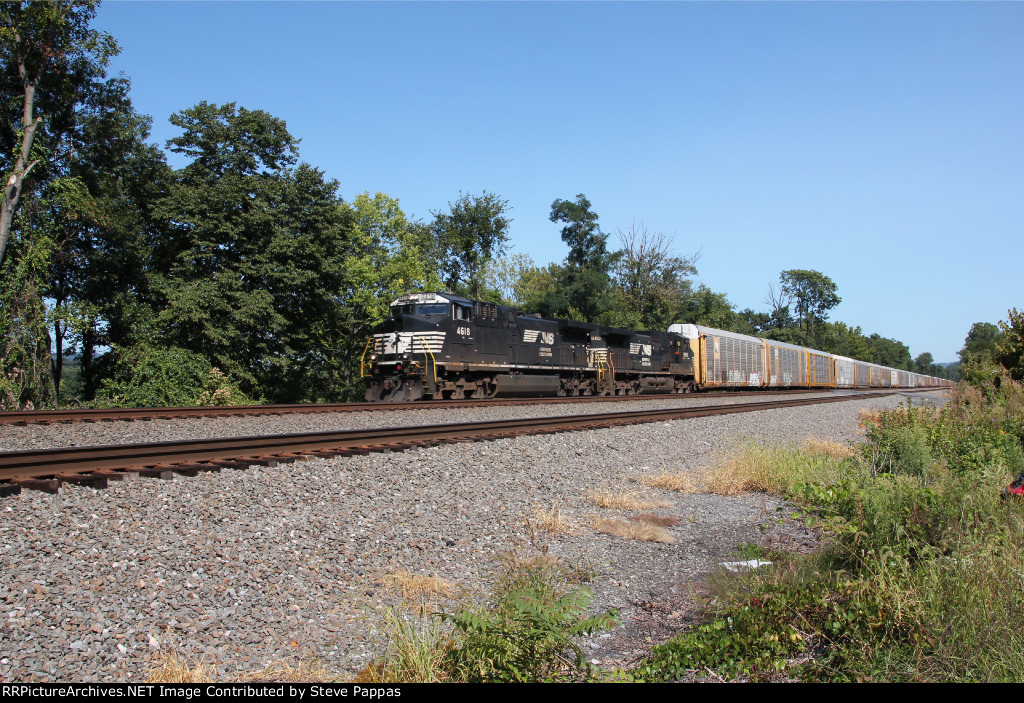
[0,390,946,681]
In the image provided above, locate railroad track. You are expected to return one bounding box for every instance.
[0,391,904,497]
[0,387,936,426]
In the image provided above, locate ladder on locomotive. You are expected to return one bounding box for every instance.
[596,356,614,395]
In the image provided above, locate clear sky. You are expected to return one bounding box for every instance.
[95,0,1023,362]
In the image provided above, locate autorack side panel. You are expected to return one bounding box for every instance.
[694,326,765,388]
[765,339,807,387]
[834,355,857,388]
[807,349,835,387]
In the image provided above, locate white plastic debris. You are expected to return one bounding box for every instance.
[720,559,772,572]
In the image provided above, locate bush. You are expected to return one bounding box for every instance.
[94,344,255,408]
[361,557,619,683]
[635,383,1024,682]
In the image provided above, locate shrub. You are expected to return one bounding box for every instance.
[94,344,255,408]
[363,558,619,683]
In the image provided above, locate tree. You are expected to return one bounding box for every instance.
[478,253,549,309]
[959,322,1004,363]
[0,0,118,267]
[329,191,440,399]
[611,222,698,330]
[996,308,1024,381]
[817,321,872,361]
[867,334,912,370]
[761,282,795,331]
[152,101,360,401]
[42,78,173,400]
[543,194,618,322]
[430,191,510,299]
[779,269,841,345]
[914,352,934,374]
[550,194,608,270]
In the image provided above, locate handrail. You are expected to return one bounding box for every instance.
[360,337,375,378]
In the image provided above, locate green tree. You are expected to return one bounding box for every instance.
[329,191,440,399]
[677,284,741,331]
[0,0,118,267]
[996,308,1024,381]
[153,101,362,402]
[543,194,618,322]
[779,269,841,345]
[914,352,934,374]
[817,321,872,360]
[1,0,126,408]
[959,322,1004,363]
[43,80,173,400]
[478,252,551,309]
[867,334,912,370]
[611,223,698,330]
[430,191,510,299]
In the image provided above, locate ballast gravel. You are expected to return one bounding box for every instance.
[0,391,946,682]
[0,392,844,452]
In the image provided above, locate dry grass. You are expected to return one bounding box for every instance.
[858,408,883,431]
[587,488,672,511]
[640,471,703,493]
[801,438,855,458]
[381,570,457,601]
[147,653,217,683]
[628,513,681,527]
[147,652,337,683]
[530,502,575,534]
[703,445,791,496]
[592,516,675,543]
[235,659,336,683]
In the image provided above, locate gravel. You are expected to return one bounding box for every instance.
[0,392,844,452]
[0,390,947,682]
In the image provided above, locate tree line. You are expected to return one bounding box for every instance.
[0,2,982,410]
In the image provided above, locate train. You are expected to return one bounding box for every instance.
[362,292,953,402]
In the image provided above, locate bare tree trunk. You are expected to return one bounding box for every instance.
[0,46,43,268]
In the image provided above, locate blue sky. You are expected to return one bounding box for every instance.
[96,1,1022,362]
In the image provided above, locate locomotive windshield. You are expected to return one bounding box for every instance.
[393,303,450,317]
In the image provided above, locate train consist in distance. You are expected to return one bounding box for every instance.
[362,292,952,402]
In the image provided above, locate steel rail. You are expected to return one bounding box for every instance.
[0,387,939,426]
[0,392,903,497]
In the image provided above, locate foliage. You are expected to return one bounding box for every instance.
[153,101,369,402]
[478,253,552,309]
[540,194,618,322]
[0,221,56,410]
[636,380,1024,682]
[0,0,119,266]
[866,333,913,370]
[960,321,1004,363]
[362,558,619,683]
[94,344,253,408]
[609,222,698,330]
[996,308,1024,381]
[779,269,841,345]
[442,558,619,682]
[429,191,511,300]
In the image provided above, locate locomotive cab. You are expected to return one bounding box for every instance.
[363,293,467,401]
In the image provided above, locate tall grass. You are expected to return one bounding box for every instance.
[637,378,1024,682]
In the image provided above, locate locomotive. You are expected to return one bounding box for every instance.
[362,292,951,402]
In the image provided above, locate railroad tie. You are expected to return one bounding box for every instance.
[55,472,109,489]
[10,478,57,493]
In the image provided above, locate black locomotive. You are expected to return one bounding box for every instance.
[362,292,695,401]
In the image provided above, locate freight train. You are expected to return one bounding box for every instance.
[362,292,952,402]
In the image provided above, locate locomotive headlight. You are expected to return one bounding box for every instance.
[370,354,377,361]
